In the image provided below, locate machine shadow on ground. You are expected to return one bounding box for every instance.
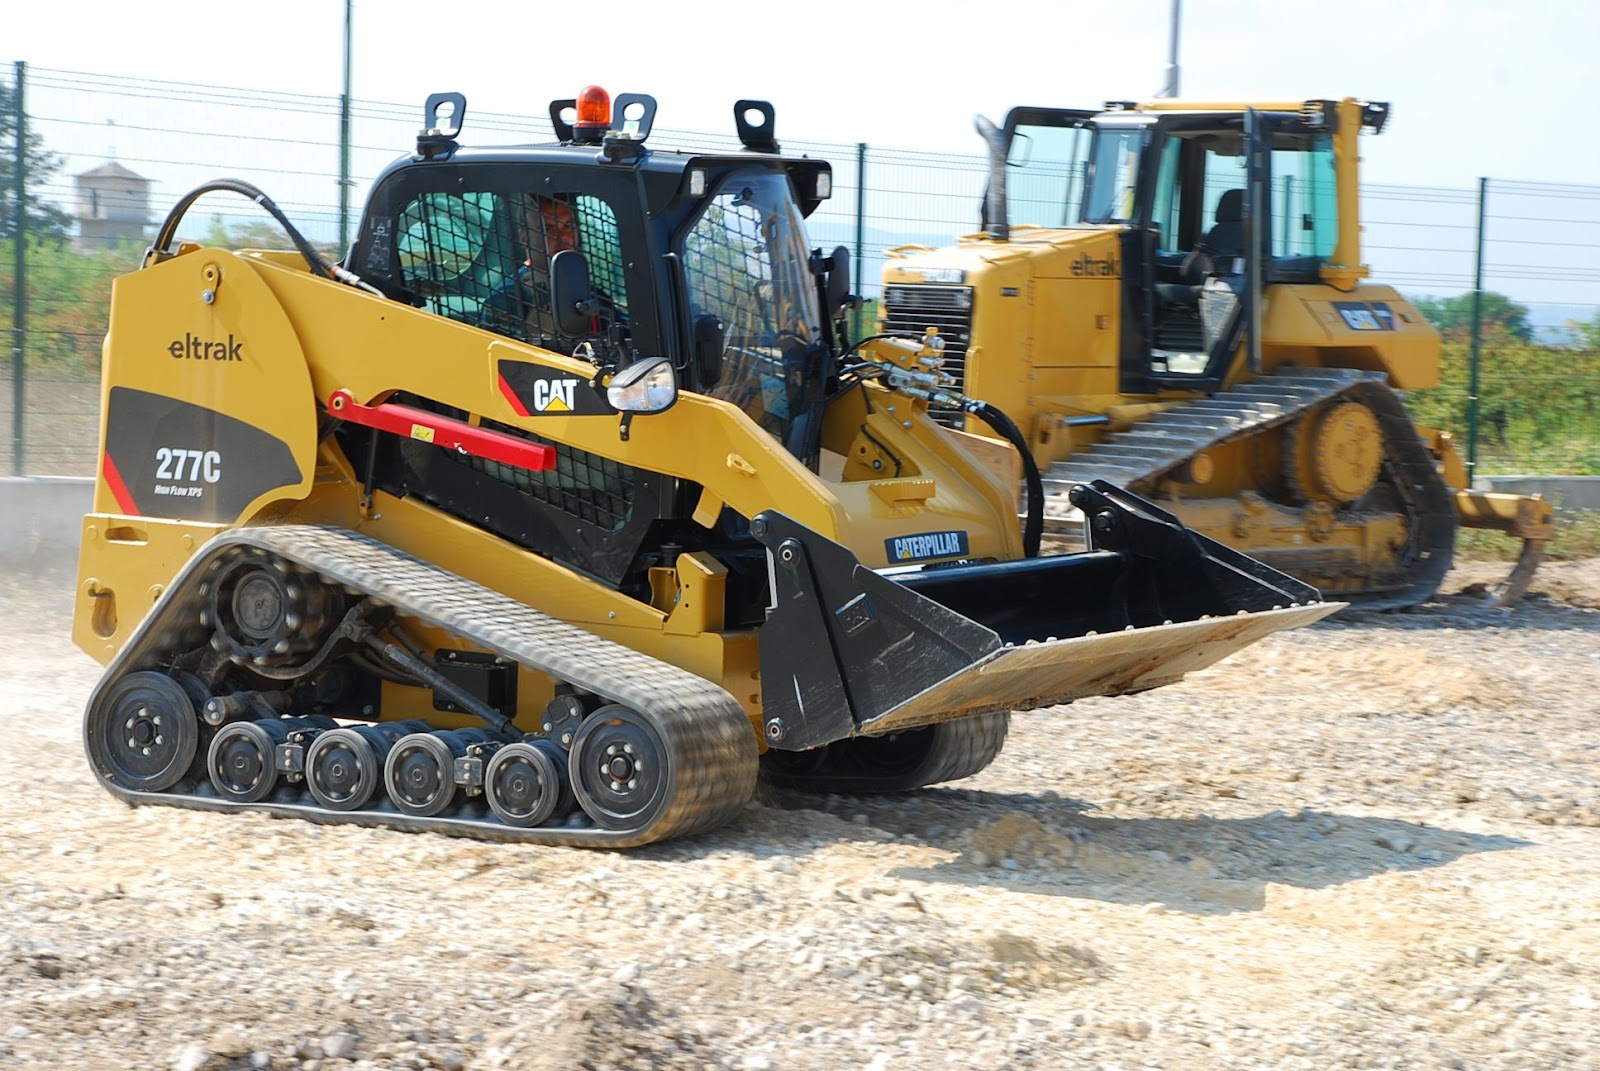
[735,787,1531,916]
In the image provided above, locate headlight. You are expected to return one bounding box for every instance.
[606,357,678,414]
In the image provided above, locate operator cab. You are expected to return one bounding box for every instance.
[341,86,849,595]
[997,99,1384,393]
[350,87,846,469]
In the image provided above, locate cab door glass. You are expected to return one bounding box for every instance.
[1150,136,1183,249]
[681,170,822,452]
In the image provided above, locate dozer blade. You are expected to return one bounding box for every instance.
[751,481,1341,751]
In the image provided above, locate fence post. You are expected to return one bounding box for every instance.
[1466,176,1487,479]
[10,60,25,477]
[854,141,866,343]
[338,0,353,252]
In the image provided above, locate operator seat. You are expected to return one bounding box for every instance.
[1182,188,1247,282]
[1157,188,1248,308]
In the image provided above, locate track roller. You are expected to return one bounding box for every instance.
[85,671,201,792]
[80,527,763,845]
[384,728,494,817]
[206,716,334,803]
[306,721,423,811]
[484,739,572,828]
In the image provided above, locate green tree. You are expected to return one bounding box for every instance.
[1412,291,1533,342]
[203,214,295,251]
[0,79,73,241]
[199,213,340,258]
[1568,310,1600,350]
[0,239,137,369]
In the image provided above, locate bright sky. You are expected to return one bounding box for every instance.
[10,0,1599,320]
[11,0,1599,190]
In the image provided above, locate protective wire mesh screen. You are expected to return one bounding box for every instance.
[388,184,636,531]
[396,191,628,351]
[468,419,635,533]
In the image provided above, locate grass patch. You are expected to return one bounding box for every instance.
[1455,508,1600,562]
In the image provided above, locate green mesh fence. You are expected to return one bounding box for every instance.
[4,66,1597,478]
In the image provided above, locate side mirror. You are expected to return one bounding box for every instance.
[549,250,595,336]
[693,313,726,388]
[606,356,679,414]
[825,244,852,316]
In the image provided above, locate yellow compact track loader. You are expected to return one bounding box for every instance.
[72,88,1335,847]
[880,98,1553,609]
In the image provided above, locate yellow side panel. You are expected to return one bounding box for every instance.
[1258,284,1441,389]
[94,251,318,522]
[1029,231,1124,370]
[242,256,848,542]
[73,516,226,664]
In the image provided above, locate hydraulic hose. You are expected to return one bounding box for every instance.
[827,339,1044,557]
[967,401,1044,558]
[146,178,381,295]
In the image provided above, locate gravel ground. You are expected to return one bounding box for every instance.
[2,560,1598,1071]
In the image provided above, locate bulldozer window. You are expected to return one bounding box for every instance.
[1083,126,1148,224]
[1006,124,1091,228]
[1152,127,1338,270]
[1268,133,1337,264]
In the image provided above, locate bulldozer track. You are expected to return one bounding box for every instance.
[1039,368,1386,508]
[1037,369,1456,609]
[83,526,759,847]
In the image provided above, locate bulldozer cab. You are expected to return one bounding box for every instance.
[997,99,1385,394]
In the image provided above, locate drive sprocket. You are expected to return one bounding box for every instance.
[1284,399,1383,506]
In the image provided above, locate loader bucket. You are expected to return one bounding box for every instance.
[751,481,1339,749]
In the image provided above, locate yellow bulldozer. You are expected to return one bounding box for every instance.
[880,97,1553,609]
[71,88,1335,847]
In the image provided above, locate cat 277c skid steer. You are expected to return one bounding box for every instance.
[72,88,1335,847]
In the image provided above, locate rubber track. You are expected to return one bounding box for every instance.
[1038,369,1457,609]
[916,710,1011,786]
[761,710,1010,795]
[84,526,758,847]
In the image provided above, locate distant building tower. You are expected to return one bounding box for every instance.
[74,161,152,248]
